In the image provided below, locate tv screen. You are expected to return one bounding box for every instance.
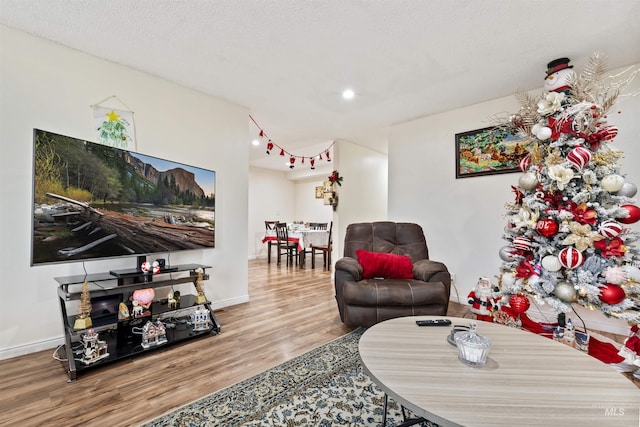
[31,129,215,266]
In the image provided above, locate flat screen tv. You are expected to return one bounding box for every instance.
[31,129,215,266]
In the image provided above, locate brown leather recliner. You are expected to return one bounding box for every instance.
[334,222,451,327]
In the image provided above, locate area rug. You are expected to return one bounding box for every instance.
[140,328,436,426]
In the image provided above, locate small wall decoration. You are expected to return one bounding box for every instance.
[455,126,526,178]
[91,95,137,150]
[324,170,343,210]
[315,186,324,199]
[322,181,333,205]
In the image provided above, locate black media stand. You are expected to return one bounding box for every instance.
[55,263,221,382]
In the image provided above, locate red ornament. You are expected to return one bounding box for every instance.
[558,247,584,269]
[599,283,626,305]
[509,294,531,314]
[266,141,274,154]
[536,219,558,237]
[289,157,296,169]
[618,205,640,224]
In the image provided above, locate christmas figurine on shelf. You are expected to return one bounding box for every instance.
[195,267,208,304]
[79,328,109,365]
[167,290,178,309]
[73,281,93,330]
[468,277,499,322]
[496,52,640,325]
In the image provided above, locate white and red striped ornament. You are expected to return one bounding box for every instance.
[519,154,531,173]
[512,236,533,252]
[597,126,618,142]
[598,220,623,238]
[567,145,592,170]
[558,247,584,269]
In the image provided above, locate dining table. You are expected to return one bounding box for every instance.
[262,228,329,264]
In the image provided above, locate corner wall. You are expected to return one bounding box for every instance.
[0,26,250,358]
[333,140,388,264]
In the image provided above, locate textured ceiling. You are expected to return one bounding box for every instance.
[1,0,640,171]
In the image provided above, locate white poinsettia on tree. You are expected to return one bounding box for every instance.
[497,53,640,322]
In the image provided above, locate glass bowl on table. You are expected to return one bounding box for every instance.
[454,322,492,366]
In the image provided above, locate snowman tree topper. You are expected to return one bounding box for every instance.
[544,57,575,93]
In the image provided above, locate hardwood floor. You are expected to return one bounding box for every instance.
[0,259,360,426]
[0,259,632,426]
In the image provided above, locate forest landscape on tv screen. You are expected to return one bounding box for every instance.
[31,129,215,265]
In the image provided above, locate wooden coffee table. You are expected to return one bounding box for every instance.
[359,316,640,427]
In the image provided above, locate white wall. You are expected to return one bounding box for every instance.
[389,65,640,334]
[294,179,333,226]
[0,26,250,358]
[332,140,389,264]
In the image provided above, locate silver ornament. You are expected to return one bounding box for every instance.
[554,282,577,302]
[617,182,638,198]
[499,246,516,262]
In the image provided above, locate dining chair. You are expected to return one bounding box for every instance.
[275,222,299,267]
[265,220,278,263]
[311,221,333,270]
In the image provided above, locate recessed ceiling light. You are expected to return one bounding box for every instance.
[342,89,355,100]
[252,139,260,146]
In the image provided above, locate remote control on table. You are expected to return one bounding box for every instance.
[416,319,452,327]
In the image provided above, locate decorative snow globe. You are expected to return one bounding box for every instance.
[454,322,492,366]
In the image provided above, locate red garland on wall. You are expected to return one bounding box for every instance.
[250,115,334,170]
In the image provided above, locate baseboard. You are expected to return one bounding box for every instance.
[209,295,250,311]
[0,336,64,360]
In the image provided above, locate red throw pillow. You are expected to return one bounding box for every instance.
[355,249,414,279]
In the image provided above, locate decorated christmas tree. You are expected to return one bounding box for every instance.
[497,53,640,323]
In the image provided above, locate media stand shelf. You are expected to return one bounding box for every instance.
[55,263,221,382]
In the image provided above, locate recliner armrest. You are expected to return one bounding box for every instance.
[413,259,449,282]
[335,256,363,281]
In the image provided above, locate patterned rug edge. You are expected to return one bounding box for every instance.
[138,328,372,426]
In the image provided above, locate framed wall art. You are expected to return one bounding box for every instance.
[455,126,527,179]
[315,186,324,199]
